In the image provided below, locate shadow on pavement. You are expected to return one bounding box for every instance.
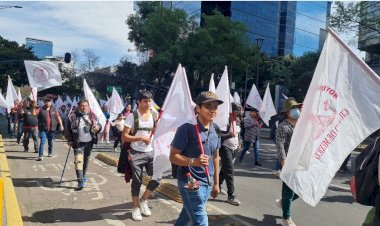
[234,170,279,180]
[12,177,77,189]
[208,213,282,226]
[6,155,37,161]
[321,195,354,204]
[22,203,133,224]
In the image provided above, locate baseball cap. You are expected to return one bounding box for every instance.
[195,91,223,105]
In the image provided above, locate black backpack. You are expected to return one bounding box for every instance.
[351,136,380,206]
[117,110,157,174]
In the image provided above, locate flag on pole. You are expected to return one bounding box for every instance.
[0,92,7,109]
[83,79,106,130]
[29,87,37,101]
[17,88,22,101]
[152,64,197,178]
[233,92,241,104]
[24,60,62,87]
[246,84,262,110]
[280,28,380,207]
[99,99,107,107]
[109,87,124,121]
[65,95,73,106]
[259,84,277,127]
[55,95,64,110]
[209,73,216,92]
[5,77,17,109]
[214,66,231,130]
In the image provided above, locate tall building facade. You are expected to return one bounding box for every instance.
[165,1,331,57]
[25,38,53,59]
[358,1,380,75]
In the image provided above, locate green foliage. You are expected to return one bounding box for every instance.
[331,2,380,35]
[0,36,38,90]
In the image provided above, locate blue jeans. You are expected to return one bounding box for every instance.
[175,181,211,226]
[239,140,260,162]
[17,121,23,143]
[39,131,55,157]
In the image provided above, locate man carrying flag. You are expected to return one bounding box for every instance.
[170,91,223,226]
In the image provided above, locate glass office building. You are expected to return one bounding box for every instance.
[164,1,331,57]
[293,1,331,56]
[25,38,53,59]
[163,1,202,25]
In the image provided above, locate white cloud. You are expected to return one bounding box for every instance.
[0,1,137,66]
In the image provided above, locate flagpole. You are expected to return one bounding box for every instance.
[149,109,163,139]
[194,124,212,186]
[229,113,235,133]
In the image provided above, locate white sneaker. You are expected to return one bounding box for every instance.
[131,207,142,221]
[246,151,250,154]
[282,217,296,226]
[275,198,282,209]
[139,199,151,216]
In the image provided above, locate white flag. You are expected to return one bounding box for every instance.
[233,92,241,104]
[99,99,107,107]
[17,88,22,101]
[152,64,197,178]
[83,79,106,131]
[259,84,277,127]
[65,95,73,106]
[24,60,62,87]
[214,66,230,130]
[29,87,38,101]
[109,87,124,121]
[280,28,380,207]
[246,84,262,110]
[5,77,17,109]
[0,92,7,109]
[209,73,216,92]
[55,95,64,110]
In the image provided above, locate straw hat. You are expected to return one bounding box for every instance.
[281,97,302,113]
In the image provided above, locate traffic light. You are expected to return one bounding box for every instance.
[64,52,71,63]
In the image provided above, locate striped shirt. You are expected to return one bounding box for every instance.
[276,119,294,161]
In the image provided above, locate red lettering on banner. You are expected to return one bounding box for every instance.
[320,85,338,99]
[314,108,349,159]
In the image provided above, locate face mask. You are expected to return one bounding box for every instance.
[289,108,301,119]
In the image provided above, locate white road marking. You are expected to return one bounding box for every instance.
[100,213,125,226]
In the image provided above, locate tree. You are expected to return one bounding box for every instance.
[0,36,38,90]
[331,2,380,36]
[79,48,100,73]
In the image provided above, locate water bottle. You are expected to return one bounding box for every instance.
[185,172,199,191]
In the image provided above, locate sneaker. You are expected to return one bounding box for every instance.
[273,170,281,177]
[132,207,142,221]
[246,151,250,154]
[48,153,52,157]
[139,199,151,216]
[227,196,241,206]
[34,151,38,153]
[282,217,296,226]
[275,198,282,209]
[37,157,43,161]
[106,141,110,144]
[113,148,118,152]
[78,181,85,190]
[255,161,263,166]
[24,149,28,152]
[219,189,227,195]
[100,140,104,143]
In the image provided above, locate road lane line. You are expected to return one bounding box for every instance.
[100,213,126,226]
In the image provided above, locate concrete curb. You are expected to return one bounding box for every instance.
[95,153,118,166]
[0,135,23,225]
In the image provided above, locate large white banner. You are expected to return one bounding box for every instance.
[152,64,197,178]
[5,77,17,109]
[280,28,380,206]
[24,60,62,87]
[214,66,230,130]
[259,84,277,127]
[246,84,262,110]
[83,79,106,131]
[233,92,241,104]
[0,92,7,109]
[29,87,38,101]
[109,87,124,121]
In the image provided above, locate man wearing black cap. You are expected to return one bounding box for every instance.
[37,97,64,161]
[170,91,222,226]
[219,102,242,205]
[122,90,159,221]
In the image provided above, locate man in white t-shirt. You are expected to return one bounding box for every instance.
[122,90,159,221]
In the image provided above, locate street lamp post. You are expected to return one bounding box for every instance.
[255,37,264,88]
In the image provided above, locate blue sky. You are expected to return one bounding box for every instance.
[0,1,138,67]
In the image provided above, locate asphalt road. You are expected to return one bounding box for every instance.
[4,136,372,226]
